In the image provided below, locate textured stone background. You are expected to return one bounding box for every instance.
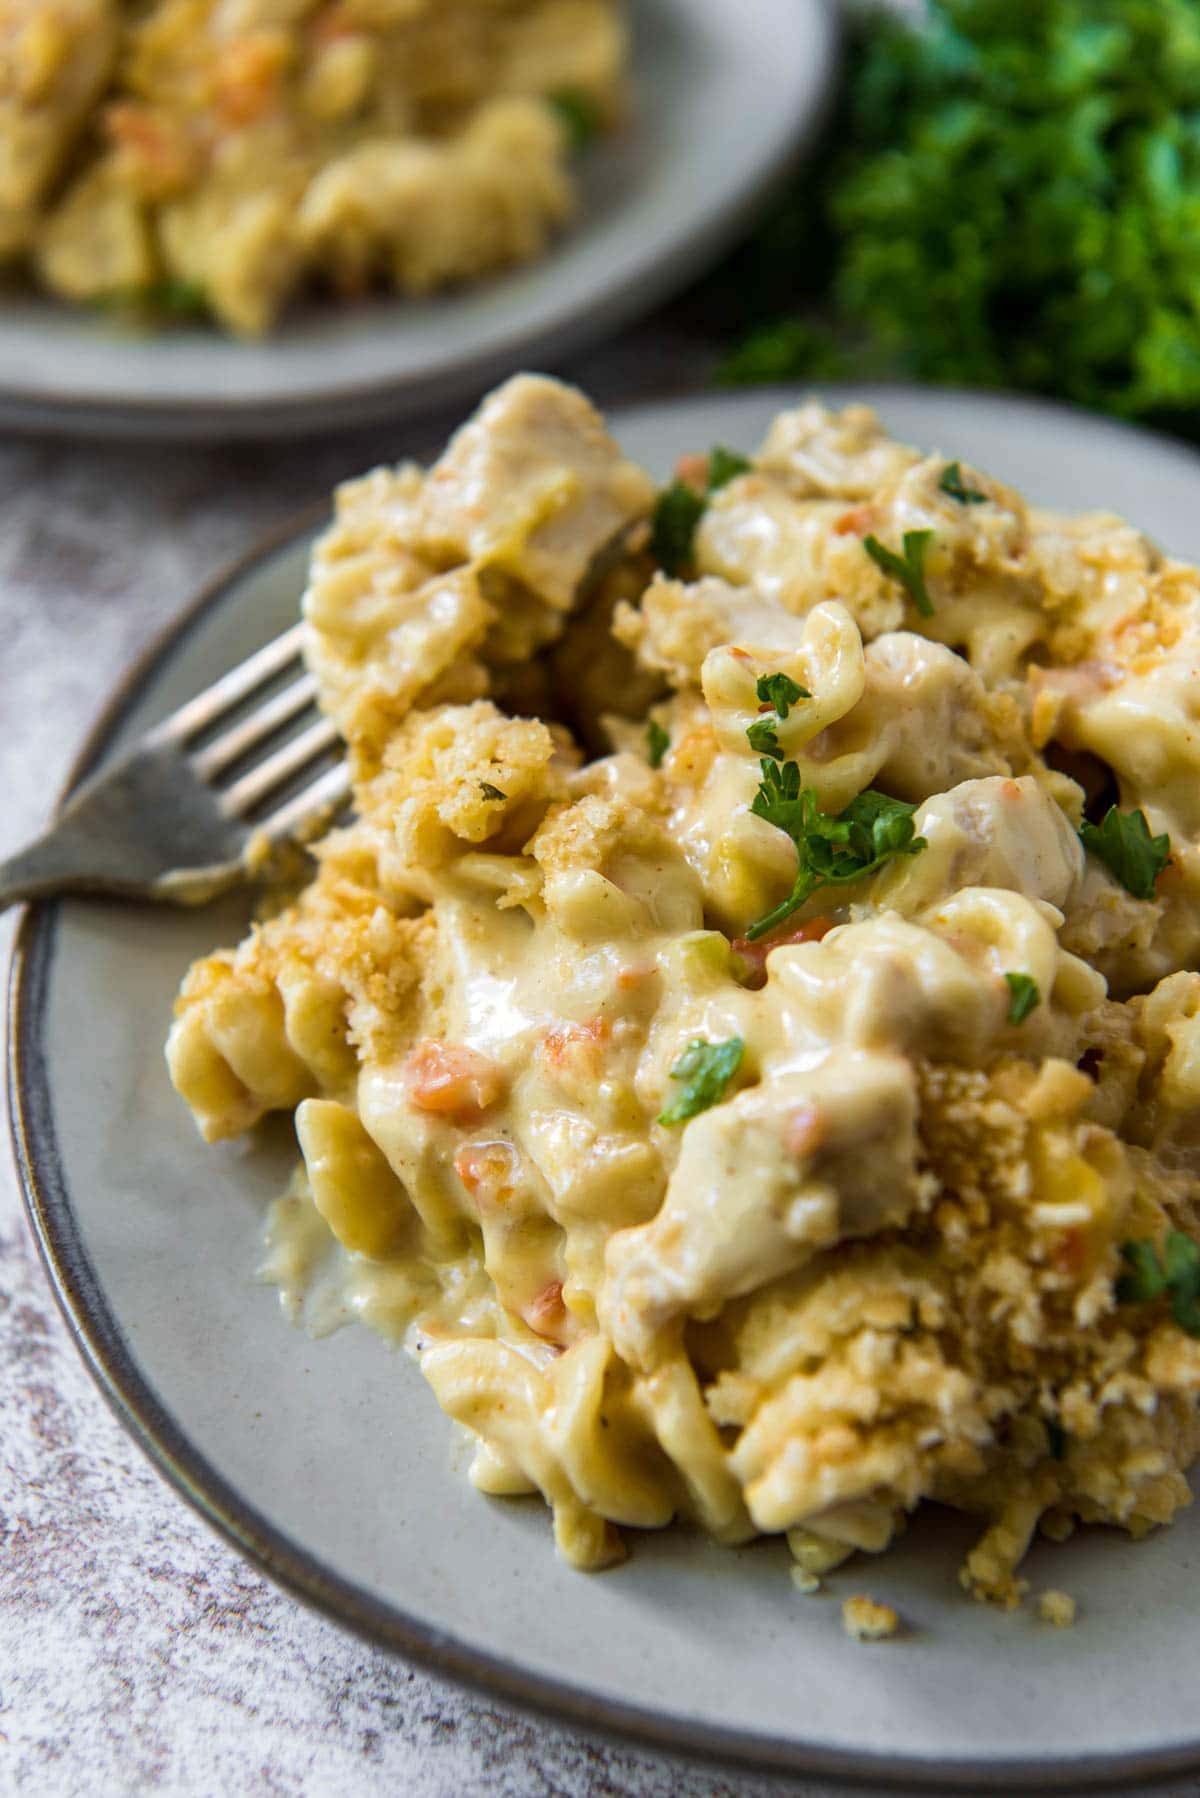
[2,324,1198,1798]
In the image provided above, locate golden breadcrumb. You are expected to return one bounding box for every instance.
[1037,1589,1077,1628]
[842,1596,901,1642]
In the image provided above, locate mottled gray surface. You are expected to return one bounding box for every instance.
[1,327,1196,1798]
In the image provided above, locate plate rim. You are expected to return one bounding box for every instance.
[0,0,840,438]
[11,382,1200,1789]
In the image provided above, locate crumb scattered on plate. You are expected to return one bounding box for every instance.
[842,1596,900,1642]
[1038,1590,1077,1628]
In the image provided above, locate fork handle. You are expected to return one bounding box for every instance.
[0,828,131,911]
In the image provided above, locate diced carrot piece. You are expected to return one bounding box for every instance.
[541,1016,610,1070]
[524,1279,567,1341]
[105,104,193,192]
[454,1141,518,1207]
[674,453,709,493]
[1053,1226,1088,1279]
[404,1040,504,1121]
[616,965,653,991]
[731,916,833,988]
[783,1102,824,1157]
[310,1,356,41]
[215,33,289,127]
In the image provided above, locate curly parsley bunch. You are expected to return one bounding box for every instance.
[723,0,1200,425]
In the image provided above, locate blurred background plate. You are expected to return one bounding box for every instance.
[0,0,837,442]
[16,386,1200,1789]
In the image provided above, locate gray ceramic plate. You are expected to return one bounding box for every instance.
[12,387,1200,1789]
[0,0,836,441]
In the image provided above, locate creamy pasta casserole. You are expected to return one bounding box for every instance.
[168,376,1200,1608]
[0,0,624,333]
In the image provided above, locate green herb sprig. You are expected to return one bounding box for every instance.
[97,279,208,320]
[746,718,784,760]
[863,530,935,617]
[649,445,754,576]
[746,763,926,940]
[1004,973,1040,1024]
[548,87,601,152]
[646,720,670,768]
[716,1,1200,430]
[745,671,811,761]
[755,672,810,717]
[658,1037,745,1125]
[939,462,987,506]
[1045,1419,1068,1461]
[1116,1231,1200,1337]
[1079,806,1171,901]
[650,482,707,576]
[706,446,752,490]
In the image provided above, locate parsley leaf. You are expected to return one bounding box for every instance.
[548,87,601,152]
[658,1037,744,1126]
[1004,972,1040,1024]
[650,481,707,576]
[707,446,752,490]
[718,2,1200,427]
[755,672,810,718]
[746,765,926,940]
[1117,1240,1168,1305]
[749,756,811,840]
[863,530,935,617]
[1079,806,1171,901]
[1045,1419,1068,1462]
[746,717,784,760]
[1116,1231,1200,1337]
[939,461,987,505]
[650,446,754,575]
[479,782,506,801]
[98,279,208,319]
[646,720,670,768]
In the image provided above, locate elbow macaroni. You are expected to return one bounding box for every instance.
[168,376,1200,1608]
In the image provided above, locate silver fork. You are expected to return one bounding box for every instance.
[0,622,350,912]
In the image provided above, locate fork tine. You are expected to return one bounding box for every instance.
[191,670,319,781]
[254,760,352,847]
[154,622,308,745]
[219,715,341,818]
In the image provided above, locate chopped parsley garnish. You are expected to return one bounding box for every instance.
[548,87,601,152]
[746,763,926,940]
[1004,972,1040,1024]
[717,0,1200,427]
[863,530,935,618]
[747,671,810,759]
[746,717,784,760]
[1078,805,1171,902]
[646,720,670,768]
[939,461,987,505]
[99,279,208,319]
[755,671,810,718]
[1045,1420,1067,1461]
[650,480,707,576]
[658,1036,745,1126]
[479,782,507,801]
[650,446,754,575]
[1116,1231,1200,1337]
[707,445,753,491]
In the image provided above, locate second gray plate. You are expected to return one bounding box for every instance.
[0,0,836,439]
